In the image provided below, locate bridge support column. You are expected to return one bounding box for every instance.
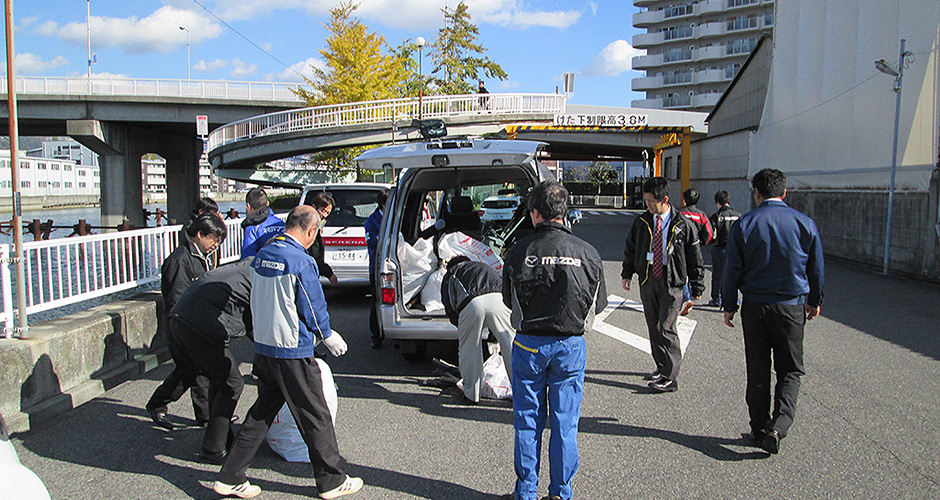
[160,135,203,225]
[79,122,147,229]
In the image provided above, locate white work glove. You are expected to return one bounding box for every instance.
[434,219,446,230]
[322,330,348,357]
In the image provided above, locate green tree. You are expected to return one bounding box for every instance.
[588,161,617,195]
[292,2,408,179]
[429,1,507,95]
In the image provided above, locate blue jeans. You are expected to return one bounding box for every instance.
[511,334,586,500]
[682,283,692,303]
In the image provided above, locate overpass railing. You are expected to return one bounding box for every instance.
[1,76,310,102]
[207,92,567,152]
[0,217,250,337]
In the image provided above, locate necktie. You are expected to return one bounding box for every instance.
[653,215,663,278]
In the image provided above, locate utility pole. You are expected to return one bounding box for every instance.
[5,0,29,337]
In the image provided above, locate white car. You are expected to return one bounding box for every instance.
[299,182,392,287]
[479,194,524,225]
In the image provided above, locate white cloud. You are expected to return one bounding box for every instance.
[35,21,58,37]
[212,0,580,30]
[582,40,643,77]
[267,57,324,82]
[14,53,69,74]
[50,6,223,55]
[90,71,133,79]
[497,80,520,90]
[194,59,229,72]
[230,58,258,77]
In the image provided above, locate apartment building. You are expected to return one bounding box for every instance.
[631,0,775,112]
[0,150,99,196]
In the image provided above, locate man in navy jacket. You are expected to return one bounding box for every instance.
[722,168,824,456]
[240,187,285,258]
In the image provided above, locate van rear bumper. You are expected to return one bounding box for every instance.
[378,305,459,341]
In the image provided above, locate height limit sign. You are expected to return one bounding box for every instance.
[196,115,209,137]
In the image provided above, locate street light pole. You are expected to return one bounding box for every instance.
[876,39,907,274]
[86,0,91,80]
[5,0,29,337]
[179,26,190,80]
[416,36,426,120]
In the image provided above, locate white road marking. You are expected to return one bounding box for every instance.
[587,211,602,216]
[603,211,618,216]
[593,294,696,355]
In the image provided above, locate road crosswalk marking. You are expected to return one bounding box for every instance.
[592,294,696,355]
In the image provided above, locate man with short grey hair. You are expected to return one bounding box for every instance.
[214,206,362,499]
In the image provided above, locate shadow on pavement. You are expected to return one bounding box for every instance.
[821,261,940,361]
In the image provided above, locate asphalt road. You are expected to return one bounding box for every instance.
[11,209,940,499]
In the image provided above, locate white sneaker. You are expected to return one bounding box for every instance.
[213,480,262,498]
[320,476,364,499]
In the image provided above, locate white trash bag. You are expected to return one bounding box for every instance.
[438,232,504,276]
[397,234,436,303]
[457,352,512,400]
[420,267,447,312]
[265,358,338,463]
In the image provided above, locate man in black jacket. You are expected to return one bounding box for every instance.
[707,190,741,307]
[306,192,339,286]
[440,255,514,404]
[501,181,606,500]
[168,259,253,464]
[622,177,705,393]
[146,214,227,429]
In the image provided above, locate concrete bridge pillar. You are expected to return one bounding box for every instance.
[92,123,147,229]
[158,135,203,225]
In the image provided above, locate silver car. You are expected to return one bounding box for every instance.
[357,139,554,361]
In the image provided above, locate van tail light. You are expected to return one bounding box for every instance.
[323,236,367,247]
[380,273,396,305]
[477,209,485,217]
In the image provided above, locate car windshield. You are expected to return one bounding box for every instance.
[482,199,518,209]
[304,189,379,227]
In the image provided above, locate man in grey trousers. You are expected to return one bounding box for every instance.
[441,255,514,404]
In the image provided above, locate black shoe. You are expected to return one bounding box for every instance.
[749,429,766,444]
[707,299,721,307]
[197,449,228,465]
[643,370,663,381]
[196,419,209,427]
[648,378,678,393]
[760,429,781,454]
[148,408,175,430]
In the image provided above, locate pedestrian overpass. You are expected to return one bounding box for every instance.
[206,94,708,188]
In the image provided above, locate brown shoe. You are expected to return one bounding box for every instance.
[680,300,694,316]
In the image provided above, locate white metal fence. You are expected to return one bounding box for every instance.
[0,217,248,337]
[207,93,567,152]
[1,76,310,102]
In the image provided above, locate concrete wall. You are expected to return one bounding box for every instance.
[0,294,165,433]
[785,184,940,281]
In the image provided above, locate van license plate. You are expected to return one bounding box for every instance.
[331,251,359,261]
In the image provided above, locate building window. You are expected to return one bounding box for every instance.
[663,47,693,62]
[38,181,47,188]
[727,16,759,31]
[51,164,60,170]
[664,3,694,18]
[764,13,775,26]
[727,0,758,7]
[94,171,100,177]
[38,163,47,170]
[79,182,86,188]
[726,38,758,55]
[21,181,29,188]
[64,165,72,171]
[663,70,693,85]
[79,170,87,176]
[95,182,100,188]
[664,25,693,41]
[65,182,72,188]
[20,161,29,169]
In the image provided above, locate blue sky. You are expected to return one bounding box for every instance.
[10,0,646,107]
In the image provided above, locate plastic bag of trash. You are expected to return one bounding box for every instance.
[438,232,503,276]
[457,352,512,400]
[398,234,436,303]
[265,358,338,463]
[421,267,446,312]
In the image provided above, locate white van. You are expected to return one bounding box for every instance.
[298,182,392,287]
[357,139,555,361]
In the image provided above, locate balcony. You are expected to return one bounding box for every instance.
[694,68,728,85]
[663,95,693,108]
[694,22,726,39]
[631,97,663,108]
[633,9,664,27]
[693,45,726,62]
[632,53,664,70]
[632,31,664,49]
[692,93,723,108]
[696,0,727,16]
[631,76,662,91]
[633,0,658,7]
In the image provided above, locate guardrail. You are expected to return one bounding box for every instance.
[207,92,567,152]
[0,76,310,102]
[0,217,249,336]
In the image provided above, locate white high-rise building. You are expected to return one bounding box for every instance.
[631,0,775,112]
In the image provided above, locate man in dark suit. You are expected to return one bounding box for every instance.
[722,168,824,455]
